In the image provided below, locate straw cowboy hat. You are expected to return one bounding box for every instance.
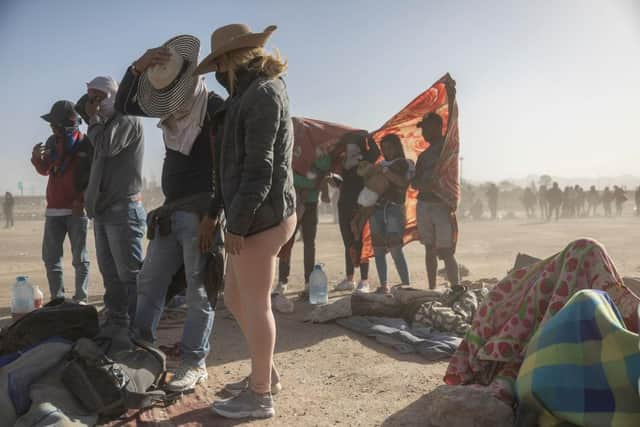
[193,24,277,75]
[137,34,200,118]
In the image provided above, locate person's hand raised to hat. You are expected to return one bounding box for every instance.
[133,47,172,75]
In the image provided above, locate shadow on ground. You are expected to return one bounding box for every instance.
[382,393,433,427]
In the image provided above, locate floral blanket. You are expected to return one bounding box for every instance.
[444,238,640,403]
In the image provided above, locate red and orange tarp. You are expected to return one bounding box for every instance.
[290,73,460,260]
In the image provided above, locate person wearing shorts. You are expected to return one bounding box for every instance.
[413,113,461,291]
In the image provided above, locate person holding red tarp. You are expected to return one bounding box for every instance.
[361,74,461,285]
[413,112,462,292]
[275,118,359,299]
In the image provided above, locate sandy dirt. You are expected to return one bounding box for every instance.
[1,216,639,426]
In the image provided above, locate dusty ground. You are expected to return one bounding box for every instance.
[1,215,639,426]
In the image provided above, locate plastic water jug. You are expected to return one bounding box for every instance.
[309,264,328,305]
[11,276,35,320]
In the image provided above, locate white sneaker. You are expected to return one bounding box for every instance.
[272,281,288,296]
[335,278,356,291]
[355,280,370,293]
[165,364,208,392]
[272,293,294,314]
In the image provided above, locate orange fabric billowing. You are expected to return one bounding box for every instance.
[288,74,460,263]
[360,73,460,260]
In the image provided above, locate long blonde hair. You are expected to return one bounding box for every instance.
[219,47,288,94]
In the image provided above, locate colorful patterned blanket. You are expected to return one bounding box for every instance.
[444,238,640,403]
[516,289,640,426]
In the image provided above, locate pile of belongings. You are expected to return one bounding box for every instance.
[413,287,489,337]
[440,238,640,425]
[305,286,488,361]
[0,299,173,427]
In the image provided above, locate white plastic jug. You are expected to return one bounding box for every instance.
[11,276,35,320]
[309,264,328,305]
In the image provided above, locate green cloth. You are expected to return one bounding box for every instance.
[294,154,331,204]
[516,289,640,426]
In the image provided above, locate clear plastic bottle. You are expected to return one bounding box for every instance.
[309,264,328,305]
[11,276,35,320]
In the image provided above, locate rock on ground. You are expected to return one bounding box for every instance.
[422,385,514,427]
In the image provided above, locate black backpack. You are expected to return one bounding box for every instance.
[62,337,172,420]
[0,299,99,356]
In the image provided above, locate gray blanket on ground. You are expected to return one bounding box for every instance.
[336,316,461,361]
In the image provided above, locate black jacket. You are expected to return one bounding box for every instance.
[115,68,224,204]
[209,69,295,237]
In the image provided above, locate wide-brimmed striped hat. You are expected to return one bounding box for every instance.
[137,35,200,118]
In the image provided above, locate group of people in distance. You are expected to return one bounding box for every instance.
[471,182,637,222]
[28,23,461,420]
[531,183,633,220]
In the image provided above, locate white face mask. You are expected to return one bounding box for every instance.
[99,96,116,119]
[343,143,362,170]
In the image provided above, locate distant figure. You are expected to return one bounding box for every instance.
[635,187,640,216]
[587,185,600,216]
[538,185,549,219]
[3,192,15,228]
[561,186,572,218]
[613,186,627,217]
[602,187,613,217]
[547,182,563,221]
[575,185,586,217]
[470,198,484,221]
[486,183,499,220]
[522,187,537,218]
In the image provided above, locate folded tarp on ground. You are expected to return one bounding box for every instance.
[337,316,461,361]
[516,290,640,427]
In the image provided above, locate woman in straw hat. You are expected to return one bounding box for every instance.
[194,24,296,419]
[114,35,225,393]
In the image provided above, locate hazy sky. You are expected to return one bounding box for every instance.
[1,0,639,194]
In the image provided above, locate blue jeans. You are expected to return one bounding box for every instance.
[42,215,90,301]
[134,211,214,367]
[369,203,410,286]
[94,201,145,327]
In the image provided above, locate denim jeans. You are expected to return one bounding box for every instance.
[369,203,410,286]
[93,201,145,327]
[134,210,214,367]
[42,215,90,301]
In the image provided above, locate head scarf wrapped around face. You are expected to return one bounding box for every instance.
[87,76,119,119]
[157,77,208,156]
